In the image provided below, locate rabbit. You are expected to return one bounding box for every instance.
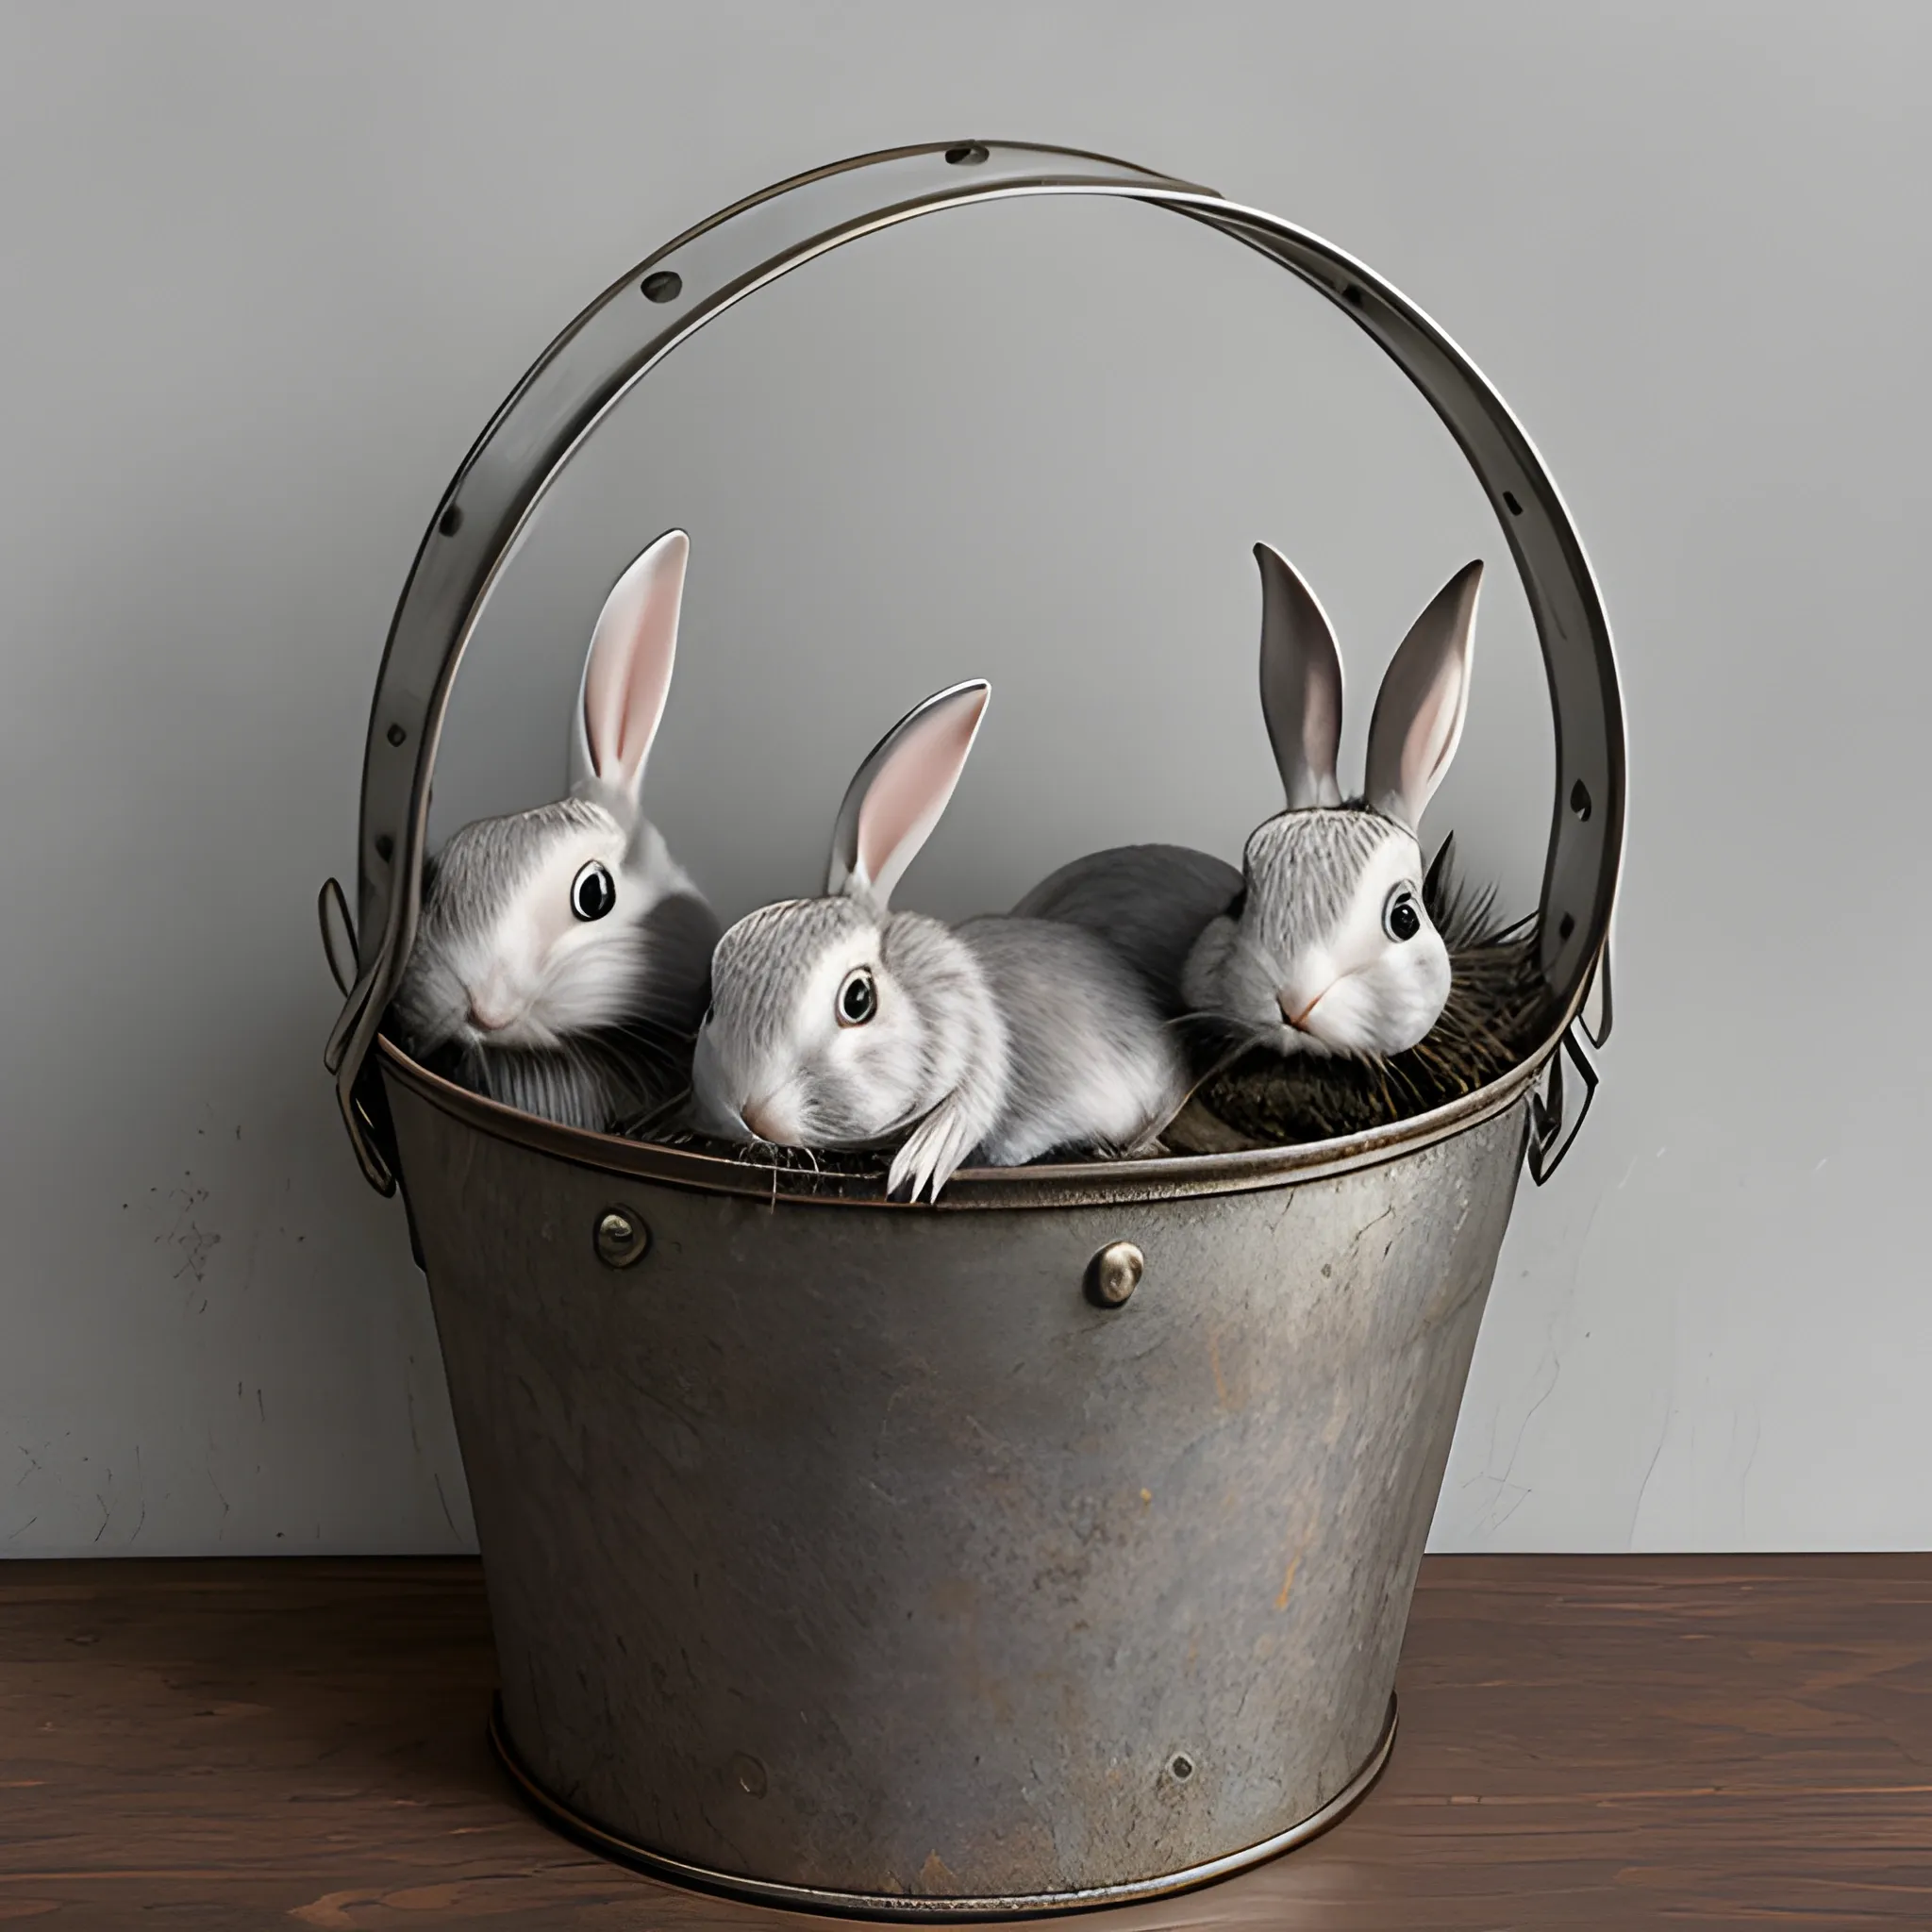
[1184,542,1482,1058]
[1015,541,1481,1062]
[391,528,721,1130]
[689,680,1191,1202]
[1011,842,1243,1004]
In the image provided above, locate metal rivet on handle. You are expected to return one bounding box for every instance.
[593,1208,649,1269]
[1167,1751,1196,1783]
[641,270,683,303]
[1087,1240,1143,1308]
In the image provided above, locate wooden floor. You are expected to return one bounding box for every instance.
[2,1557,1929,1927]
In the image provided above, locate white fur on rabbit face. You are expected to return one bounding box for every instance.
[398,528,707,1065]
[1183,543,1480,1059]
[404,801,693,1055]
[691,895,990,1149]
[1184,809,1448,1058]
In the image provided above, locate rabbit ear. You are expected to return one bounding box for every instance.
[827,681,991,909]
[570,528,689,804]
[1256,542,1345,810]
[1364,559,1482,831]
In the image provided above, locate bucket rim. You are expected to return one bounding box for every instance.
[487,1691,1398,1918]
[375,1015,1547,1209]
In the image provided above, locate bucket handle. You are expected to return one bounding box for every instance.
[318,875,358,1000]
[1526,1020,1599,1187]
[325,141,1626,1194]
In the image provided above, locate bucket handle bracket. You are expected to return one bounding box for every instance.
[1526,1022,1599,1186]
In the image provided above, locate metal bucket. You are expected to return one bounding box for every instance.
[324,142,1624,1916]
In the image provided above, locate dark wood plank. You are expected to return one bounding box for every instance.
[2,1556,1929,1927]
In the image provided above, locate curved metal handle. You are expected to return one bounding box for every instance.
[318,876,358,999]
[327,138,1625,1191]
[1579,916,1614,1050]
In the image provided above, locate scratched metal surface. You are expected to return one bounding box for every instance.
[388,1070,1526,1904]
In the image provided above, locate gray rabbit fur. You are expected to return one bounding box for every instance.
[392,529,719,1131]
[689,680,1191,1201]
[1015,541,1482,1064]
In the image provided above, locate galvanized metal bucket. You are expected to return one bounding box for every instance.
[324,142,1623,1917]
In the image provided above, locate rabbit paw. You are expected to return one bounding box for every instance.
[887,1094,982,1204]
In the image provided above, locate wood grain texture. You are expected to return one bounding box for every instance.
[1,1556,1928,1927]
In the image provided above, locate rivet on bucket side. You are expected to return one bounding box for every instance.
[593,1208,649,1269]
[1087,1241,1144,1307]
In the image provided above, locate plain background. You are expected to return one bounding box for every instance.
[1,1,1925,1557]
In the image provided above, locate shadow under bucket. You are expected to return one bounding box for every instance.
[324,140,1622,1915]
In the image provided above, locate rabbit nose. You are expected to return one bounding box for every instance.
[467,987,517,1032]
[1277,987,1325,1031]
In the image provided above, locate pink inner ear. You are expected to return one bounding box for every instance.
[1299,668,1344,808]
[856,693,986,893]
[1401,658,1465,807]
[584,535,685,794]
[1256,542,1345,810]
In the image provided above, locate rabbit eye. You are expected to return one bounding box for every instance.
[837,966,878,1027]
[571,859,616,922]
[1383,886,1422,942]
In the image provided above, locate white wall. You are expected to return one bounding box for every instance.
[2,1,1924,1556]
